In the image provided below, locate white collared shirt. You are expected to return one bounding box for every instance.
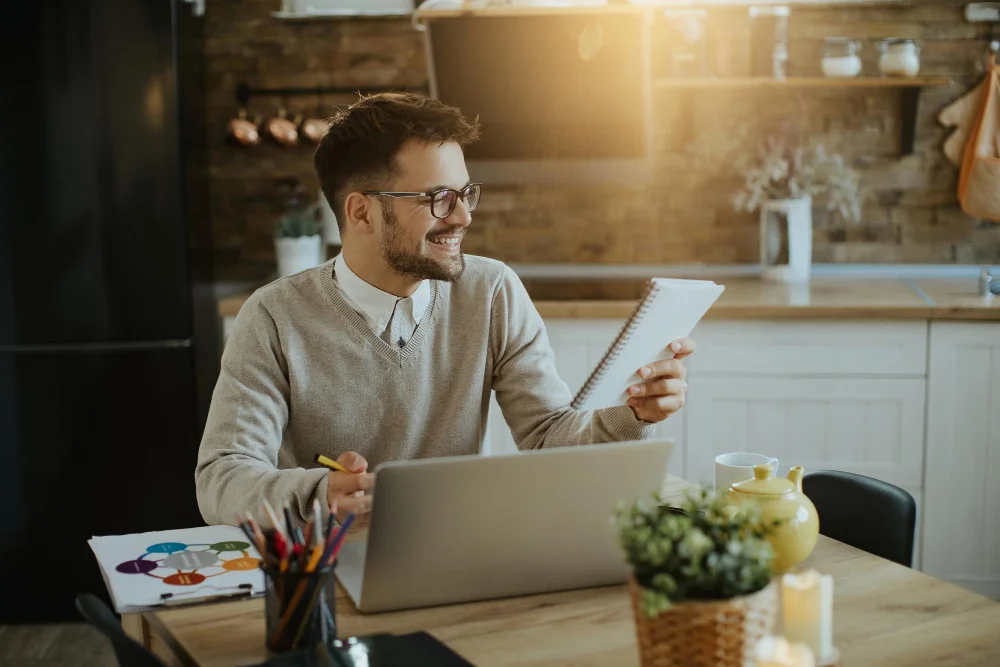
[332,255,430,347]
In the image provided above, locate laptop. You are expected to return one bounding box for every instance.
[335,439,674,613]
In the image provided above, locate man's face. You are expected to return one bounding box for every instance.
[377,140,472,282]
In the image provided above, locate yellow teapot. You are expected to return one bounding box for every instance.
[728,464,819,573]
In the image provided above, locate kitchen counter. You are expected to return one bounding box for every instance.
[908,279,1000,321]
[218,277,1000,321]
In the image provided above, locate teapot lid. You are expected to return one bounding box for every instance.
[731,464,795,496]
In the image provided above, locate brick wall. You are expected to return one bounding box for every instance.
[193,0,1000,281]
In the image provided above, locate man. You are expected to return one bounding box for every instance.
[196,93,694,528]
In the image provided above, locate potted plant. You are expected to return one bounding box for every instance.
[733,137,861,284]
[274,204,322,278]
[615,490,779,667]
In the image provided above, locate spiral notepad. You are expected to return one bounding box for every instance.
[571,278,725,411]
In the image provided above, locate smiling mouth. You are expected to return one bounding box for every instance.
[428,234,462,248]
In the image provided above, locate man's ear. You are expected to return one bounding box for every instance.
[343,192,375,236]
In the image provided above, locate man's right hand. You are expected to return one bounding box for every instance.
[326,451,374,524]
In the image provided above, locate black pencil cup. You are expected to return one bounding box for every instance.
[262,564,338,654]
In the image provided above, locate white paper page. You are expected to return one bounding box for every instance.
[572,279,724,411]
[88,525,264,613]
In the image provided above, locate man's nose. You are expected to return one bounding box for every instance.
[448,196,473,228]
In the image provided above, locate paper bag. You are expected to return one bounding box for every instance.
[958,64,1000,222]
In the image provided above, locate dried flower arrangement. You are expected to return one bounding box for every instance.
[733,136,863,224]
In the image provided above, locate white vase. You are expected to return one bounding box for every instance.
[275,235,322,277]
[759,196,812,284]
[317,192,341,246]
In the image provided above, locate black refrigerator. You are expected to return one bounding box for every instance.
[0,0,205,622]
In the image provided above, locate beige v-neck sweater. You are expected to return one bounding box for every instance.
[195,255,656,526]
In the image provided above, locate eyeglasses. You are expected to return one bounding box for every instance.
[363,183,482,219]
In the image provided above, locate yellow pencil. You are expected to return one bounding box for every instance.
[304,545,324,573]
[314,453,352,474]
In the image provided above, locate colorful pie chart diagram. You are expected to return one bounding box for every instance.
[114,540,260,586]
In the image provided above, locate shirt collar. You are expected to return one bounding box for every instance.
[409,275,431,324]
[333,255,430,324]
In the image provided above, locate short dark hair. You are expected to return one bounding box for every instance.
[314,93,480,231]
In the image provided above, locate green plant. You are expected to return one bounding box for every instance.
[275,207,319,239]
[615,489,778,618]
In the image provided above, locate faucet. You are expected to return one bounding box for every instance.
[981,267,999,296]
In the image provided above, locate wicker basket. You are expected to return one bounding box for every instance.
[628,578,778,667]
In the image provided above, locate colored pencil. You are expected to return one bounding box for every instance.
[300,523,313,568]
[313,499,323,544]
[237,518,256,546]
[253,497,341,651]
[322,513,354,567]
[314,453,353,474]
[262,499,287,543]
[247,512,268,557]
[283,504,303,547]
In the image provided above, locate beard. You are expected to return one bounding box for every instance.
[379,202,466,282]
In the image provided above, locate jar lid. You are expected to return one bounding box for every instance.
[824,37,859,44]
[731,464,795,496]
[880,38,918,46]
[749,5,790,17]
[662,8,707,18]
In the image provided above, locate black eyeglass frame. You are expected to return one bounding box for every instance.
[362,183,482,219]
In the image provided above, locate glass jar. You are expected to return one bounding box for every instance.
[749,5,790,79]
[821,38,862,78]
[660,8,709,78]
[878,38,921,77]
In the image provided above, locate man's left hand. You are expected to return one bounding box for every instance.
[626,337,696,424]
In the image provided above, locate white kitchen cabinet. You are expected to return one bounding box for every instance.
[483,318,687,478]
[684,376,927,490]
[686,320,928,377]
[685,320,931,571]
[543,319,625,400]
[923,322,1000,598]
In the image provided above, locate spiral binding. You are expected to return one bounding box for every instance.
[571,279,661,409]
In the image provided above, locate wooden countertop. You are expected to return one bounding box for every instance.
[910,279,1000,322]
[142,474,1000,667]
[218,277,1000,321]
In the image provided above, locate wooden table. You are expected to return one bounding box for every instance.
[133,476,1000,667]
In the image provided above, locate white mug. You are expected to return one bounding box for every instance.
[714,452,779,494]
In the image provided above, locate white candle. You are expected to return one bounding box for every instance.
[781,570,834,662]
[755,635,816,667]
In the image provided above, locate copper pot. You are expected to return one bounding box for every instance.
[226,109,260,146]
[263,108,299,147]
[300,116,331,143]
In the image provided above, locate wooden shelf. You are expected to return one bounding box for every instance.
[415,1,913,20]
[654,76,953,90]
[279,1,919,22]
[415,5,648,20]
[270,10,410,20]
[653,75,951,156]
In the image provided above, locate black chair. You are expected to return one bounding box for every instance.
[802,470,916,567]
[75,593,168,667]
